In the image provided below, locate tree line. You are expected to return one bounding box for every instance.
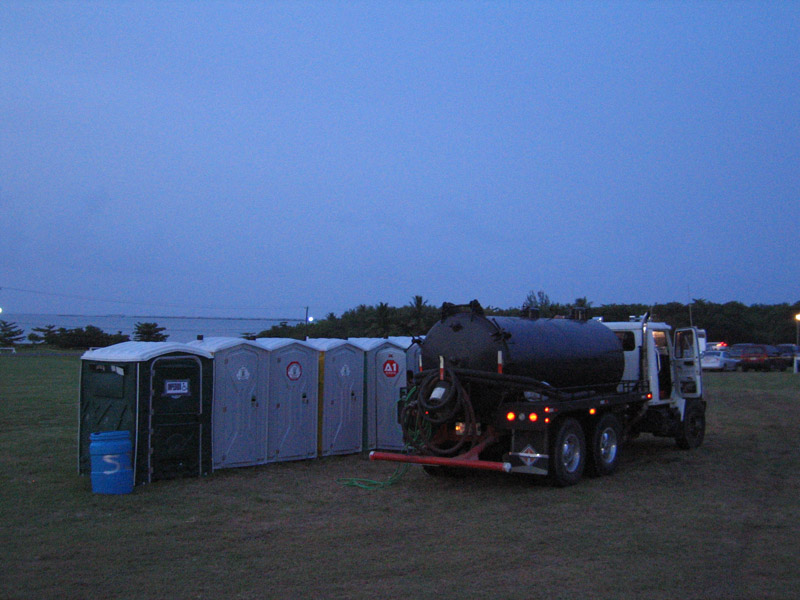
[0,321,168,348]
[258,293,800,346]
[2,293,798,348]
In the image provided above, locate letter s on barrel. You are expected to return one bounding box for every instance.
[102,454,121,474]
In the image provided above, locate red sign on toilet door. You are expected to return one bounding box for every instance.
[383,358,399,378]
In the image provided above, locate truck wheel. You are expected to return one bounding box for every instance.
[550,418,586,487]
[588,413,622,476]
[675,400,705,450]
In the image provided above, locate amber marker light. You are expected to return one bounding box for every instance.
[528,413,538,422]
[589,408,596,415]
[506,412,516,422]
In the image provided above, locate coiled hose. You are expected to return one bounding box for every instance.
[402,368,478,457]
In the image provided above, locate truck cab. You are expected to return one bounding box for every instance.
[603,318,704,447]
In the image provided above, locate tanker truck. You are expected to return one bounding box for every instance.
[370,300,705,486]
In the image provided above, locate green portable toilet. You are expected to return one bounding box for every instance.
[78,341,214,485]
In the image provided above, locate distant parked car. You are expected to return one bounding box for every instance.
[728,343,752,364]
[775,344,798,369]
[735,344,786,372]
[701,350,739,371]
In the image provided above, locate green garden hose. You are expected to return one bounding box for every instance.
[336,463,410,490]
[337,386,418,490]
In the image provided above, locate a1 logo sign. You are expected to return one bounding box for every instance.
[383,359,399,378]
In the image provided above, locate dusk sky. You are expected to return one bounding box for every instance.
[2,1,799,320]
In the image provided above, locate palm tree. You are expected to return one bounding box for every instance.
[374,302,391,337]
[574,297,593,308]
[409,295,428,333]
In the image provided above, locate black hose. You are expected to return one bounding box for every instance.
[417,372,460,424]
[411,368,478,457]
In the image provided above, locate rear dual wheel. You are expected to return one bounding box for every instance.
[550,418,586,487]
[550,414,624,486]
[588,413,622,477]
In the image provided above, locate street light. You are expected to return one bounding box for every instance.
[304,307,314,340]
[795,313,800,347]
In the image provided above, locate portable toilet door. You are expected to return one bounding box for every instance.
[148,351,213,482]
[373,342,407,450]
[255,339,319,462]
[307,339,364,456]
[350,339,408,451]
[189,338,269,470]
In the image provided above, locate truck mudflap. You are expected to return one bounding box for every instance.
[369,451,512,473]
[504,448,550,476]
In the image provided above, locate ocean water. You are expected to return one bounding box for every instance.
[4,313,297,343]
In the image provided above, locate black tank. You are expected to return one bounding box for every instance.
[421,310,624,390]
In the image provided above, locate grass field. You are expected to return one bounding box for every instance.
[1,354,799,599]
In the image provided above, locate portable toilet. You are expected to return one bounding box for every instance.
[79,341,214,485]
[349,338,407,451]
[306,339,364,456]
[253,338,319,462]
[188,337,269,470]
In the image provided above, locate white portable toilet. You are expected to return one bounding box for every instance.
[349,338,407,451]
[189,337,269,470]
[306,339,365,456]
[254,338,319,462]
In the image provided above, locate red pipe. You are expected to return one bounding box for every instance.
[370,451,512,473]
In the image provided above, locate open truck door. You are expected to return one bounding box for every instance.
[674,328,703,399]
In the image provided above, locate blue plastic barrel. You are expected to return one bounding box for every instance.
[89,431,134,494]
